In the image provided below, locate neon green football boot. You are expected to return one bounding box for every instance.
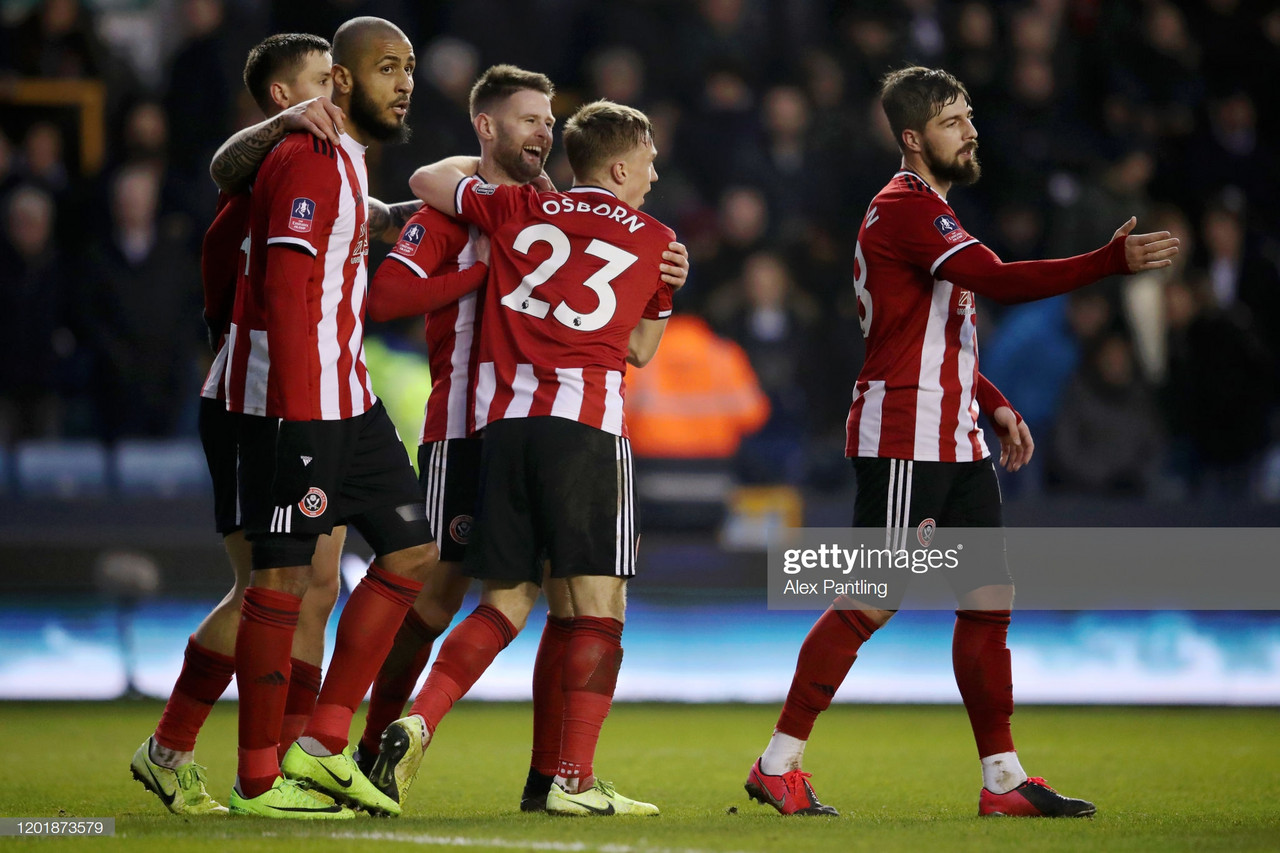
[130,737,228,816]
[281,742,401,816]
[229,777,354,819]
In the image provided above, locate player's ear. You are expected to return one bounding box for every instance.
[269,80,290,110]
[901,127,922,154]
[332,63,353,96]
[474,112,496,142]
[610,159,627,185]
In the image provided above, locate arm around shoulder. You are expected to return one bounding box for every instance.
[409,156,482,215]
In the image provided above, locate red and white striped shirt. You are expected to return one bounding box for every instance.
[224,133,375,421]
[199,191,250,402]
[846,170,989,462]
[369,205,485,442]
[455,179,674,437]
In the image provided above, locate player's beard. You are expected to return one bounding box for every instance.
[923,138,980,186]
[493,132,549,184]
[350,83,411,144]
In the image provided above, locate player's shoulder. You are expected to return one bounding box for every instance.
[263,132,342,175]
[556,188,675,245]
[395,205,469,253]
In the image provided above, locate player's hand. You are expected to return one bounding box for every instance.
[532,170,556,192]
[271,420,320,509]
[1114,216,1180,273]
[660,241,689,290]
[473,229,491,266]
[992,406,1033,472]
[281,97,345,146]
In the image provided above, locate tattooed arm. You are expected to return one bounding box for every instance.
[209,96,345,194]
[367,198,424,243]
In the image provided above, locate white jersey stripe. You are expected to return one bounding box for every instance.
[445,290,478,439]
[551,368,585,421]
[601,370,625,435]
[856,381,885,456]
[241,328,270,415]
[954,314,983,459]
[506,364,538,418]
[316,155,353,418]
[913,281,952,460]
[201,343,229,399]
[474,361,496,431]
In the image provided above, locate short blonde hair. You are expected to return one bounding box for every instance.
[563,100,652,177]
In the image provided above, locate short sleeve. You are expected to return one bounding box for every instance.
[881,192,981,277]
[454,175,527,233]
[385,208,467,278]
[264,142,339,257]
[643,283,673,320]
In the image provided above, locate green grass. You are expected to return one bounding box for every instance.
[3,701,1278,852]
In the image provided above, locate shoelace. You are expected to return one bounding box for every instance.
[175,763,211,794]
[594,779,617,797]
[781,769,815,801]
[1025,777,1054,792]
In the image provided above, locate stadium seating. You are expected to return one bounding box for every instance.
[114,438,208,498]
[14,439,111,498]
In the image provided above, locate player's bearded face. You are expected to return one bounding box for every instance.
[494,125,550,183]
[923,133,980,186]
[351,79,411,143]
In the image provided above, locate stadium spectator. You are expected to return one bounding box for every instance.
[80,163,200,440]
[0,186,73,441]
[626,314,769,460]
[1048,330,1165,496]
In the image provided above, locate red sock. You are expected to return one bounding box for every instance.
[236,588,301,798]
[953,609,1015,757]
[408,604,517,734]
[278,658,321,764]
[155,636,235,753]
[359,609,441,757]
[775,604,878,740]
[556,617,624,786]
[530,615,572,777]
[303,565,424,755]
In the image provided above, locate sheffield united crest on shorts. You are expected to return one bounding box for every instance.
[449,514,473,544]
[289,197,316,233]
[917,517,936,547]
[933,214,967,244]
[395,223,424,257]
[298,487,328,518]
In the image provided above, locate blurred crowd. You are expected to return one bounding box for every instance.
[1,0,1278,501]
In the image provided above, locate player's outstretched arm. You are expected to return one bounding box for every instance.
[938,218,1179,305]
[210,97,345,194]
[409,156,481,216]
[367,198,423,243]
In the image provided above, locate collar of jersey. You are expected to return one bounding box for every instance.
[895,168,944,199]
[566,185,617,199]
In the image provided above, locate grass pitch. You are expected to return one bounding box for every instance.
[3,700,1278,852]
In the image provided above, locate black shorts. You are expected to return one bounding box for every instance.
[851,456,1011,600]
[466,417,637,584]
[198,396,240,535]
[237,401,430,562]
[418,438,482,563]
